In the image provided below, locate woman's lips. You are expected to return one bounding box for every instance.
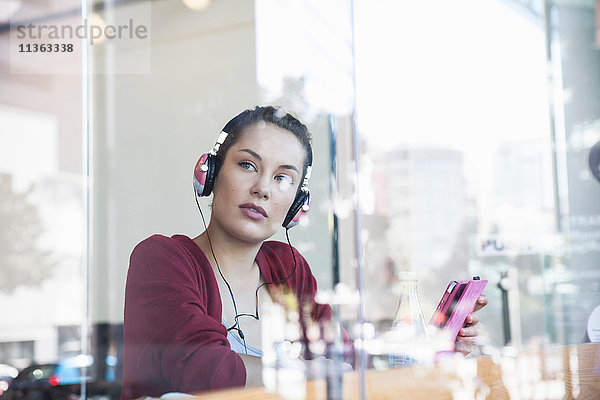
[239,203,267,220]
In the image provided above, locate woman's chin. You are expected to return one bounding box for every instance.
[230,223,278,244]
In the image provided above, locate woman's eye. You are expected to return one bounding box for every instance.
[275,175,293,184]
[275,175,294,192]
[239,161,256,171]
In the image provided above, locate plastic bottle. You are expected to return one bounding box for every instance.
[388,271,429,367]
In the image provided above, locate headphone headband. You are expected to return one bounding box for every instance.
[209,131,229,156]
[303,165,312,186]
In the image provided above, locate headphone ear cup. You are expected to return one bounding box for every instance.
[203,154,217,196]
[283,190,311,229]
[193,153,217,197]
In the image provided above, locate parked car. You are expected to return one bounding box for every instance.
[0,364,19,397]
[3,355,120,400]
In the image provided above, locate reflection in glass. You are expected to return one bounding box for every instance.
[354,0,559,352]
[0,1,85,398]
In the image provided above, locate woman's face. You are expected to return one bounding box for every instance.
[210,122,306,244]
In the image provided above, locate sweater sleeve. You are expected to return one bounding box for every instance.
[122,235,246,399]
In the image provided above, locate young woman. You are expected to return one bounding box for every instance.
[121,106,487,399]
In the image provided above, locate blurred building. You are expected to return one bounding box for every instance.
[366,147,467,321]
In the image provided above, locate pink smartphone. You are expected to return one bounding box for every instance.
[429,277,487,342]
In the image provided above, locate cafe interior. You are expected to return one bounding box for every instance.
[1,0,599,398]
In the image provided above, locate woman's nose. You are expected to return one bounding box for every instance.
[251,175,270,199]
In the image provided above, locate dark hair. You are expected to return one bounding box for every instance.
[215,106,313,185]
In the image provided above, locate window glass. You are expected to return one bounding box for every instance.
[2,0,599,398]
[0,0,85,397]
[354,0,600,351]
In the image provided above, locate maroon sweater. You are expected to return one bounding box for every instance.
[121,234,332,399]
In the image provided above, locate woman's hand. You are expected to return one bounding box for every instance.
[239,354,263,387]
[455,294,488,356]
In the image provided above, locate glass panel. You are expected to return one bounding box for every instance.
[5,0,599,398]
[89,0,357,398]
[0,1,86,399]
[544,0,600,345]
[255,0,355,290]
[354,0,600,361]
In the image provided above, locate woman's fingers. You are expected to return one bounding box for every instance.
[456,327,480,356]
[456,335,478,345]
[458,325,479,337]
[454,338,477,355]
[472,295,488,312]
[456,294,488,356]
[464,312,479,325]
[462,294,486,327]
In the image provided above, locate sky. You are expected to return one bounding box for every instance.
[353,0,550,151]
